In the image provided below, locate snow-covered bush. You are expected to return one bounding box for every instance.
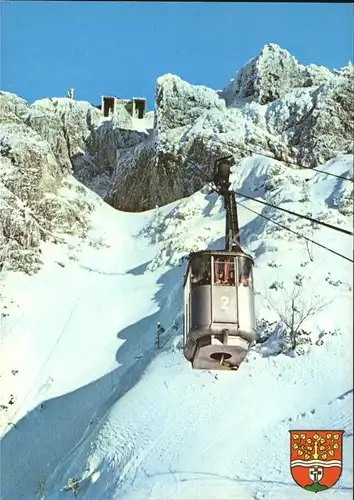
[263,283,327,353]
[36,479,46,500]
[61,477,80,497]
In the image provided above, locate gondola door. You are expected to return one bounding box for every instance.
[211,256,238,325]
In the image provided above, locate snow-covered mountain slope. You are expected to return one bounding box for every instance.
[0,154,352,499]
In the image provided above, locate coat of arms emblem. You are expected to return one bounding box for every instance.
[290,430,343,492]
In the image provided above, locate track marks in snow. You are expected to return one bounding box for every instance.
[283,388,353,425]
[122,470,353,500]
[118,420,175,493]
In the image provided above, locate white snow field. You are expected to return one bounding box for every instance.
[0,155,353,500]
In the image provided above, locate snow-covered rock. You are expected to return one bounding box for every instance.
[299,63,337,87]
[220,43,301,105]
[265,72,354,166]
[0,91,152,272]
[155,74,225,131]
[104,131,203,212]
[26,98,101,171]
[289,74,354,166]
[104,74,236,211]
[0,102,96,274]
[0,91,29,125]
[85,118,147,172]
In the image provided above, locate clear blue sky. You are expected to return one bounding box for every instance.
[1,2,353,110]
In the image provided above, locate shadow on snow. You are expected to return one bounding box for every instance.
[0,263,183,499]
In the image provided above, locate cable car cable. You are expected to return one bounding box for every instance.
[185,150,353,183]
[247,152,353,183]
[233,190,354,237]
[237,201,353,264]
[187,161,354,237]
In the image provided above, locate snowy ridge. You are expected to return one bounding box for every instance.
[0,153,352,499]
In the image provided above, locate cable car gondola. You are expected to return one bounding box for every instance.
[183,156,256,370]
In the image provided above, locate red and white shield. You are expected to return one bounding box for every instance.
[290,430,343,492]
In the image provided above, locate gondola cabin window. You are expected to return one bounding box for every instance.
[189,253,253,289]
[238,255,253,288]
[213,255,253,288]
[190,255,211,286]
[213,257,235,286]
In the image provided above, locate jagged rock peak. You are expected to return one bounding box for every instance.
[0,91,29,124]
[219,42,337,106]
[155,74,225,131]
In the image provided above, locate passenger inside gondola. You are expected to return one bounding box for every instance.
[200,270,211,285]
[214,257,235,286]
[191,256,211,286]
[240,274,249,286]
[228,270,235,286]
[216,272,226,285]
[238,257,252,287]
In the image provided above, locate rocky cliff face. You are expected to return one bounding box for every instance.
[1,43,353,272]
[26,97,101,172]
[106,43,353,211]
[104,75,231,211]
[0,93,103,273]
[155,74,226,131]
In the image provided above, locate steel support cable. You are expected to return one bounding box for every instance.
[248,152,353,183]
[233,190,354,237]
[186,152,353,183]
[188,161,354,237]
[237,201,353,263]
[287,164,352,183]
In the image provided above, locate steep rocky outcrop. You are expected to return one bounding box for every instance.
[291,80,353,165]
[105,133,203,211]
[0,94,99,273]
[104,100,290,212]
[220,43,301,105]
[0,90,150,272]
[104,76,236,211]
[73,118,148,197]
[0,92,29,125]
[85,118,147,172]
[265,69,353,165]
[219,43,337,106]
[155,74,225,131]
[26,98,102,172]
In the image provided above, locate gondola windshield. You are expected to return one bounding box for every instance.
[191,255,253,288]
